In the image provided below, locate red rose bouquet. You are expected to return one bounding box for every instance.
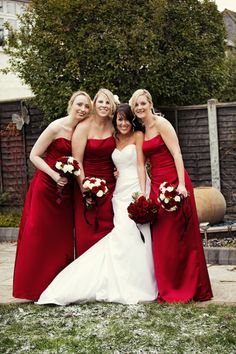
[55,156,80,204]
[158,181,185,211]
[127,192,159,242]
[82,177,108,208]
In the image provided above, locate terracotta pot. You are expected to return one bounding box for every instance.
[193,186,226,224]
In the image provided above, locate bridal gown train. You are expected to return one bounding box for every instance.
[37,144,157,305]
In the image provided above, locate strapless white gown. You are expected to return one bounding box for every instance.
[37,144,157,305]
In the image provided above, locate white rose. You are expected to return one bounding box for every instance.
[67,165,74,173]
[160,182,167,189]
[96,190,103,197]
[164,198,169,204]
[68,156,74,163]
[83,180,90,188]
[74,170,80,176]
[167,186,174,192]
[63,165,69,173]
[104,187,108,193]
[55,161,62,169]
[94,181,101,187]
[174,195,181,202]
[113,95,120,104]
[159,194,165,201]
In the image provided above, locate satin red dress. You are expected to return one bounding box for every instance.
[75,136,116,256]
[13,138,75,301]
[143,135,213,303]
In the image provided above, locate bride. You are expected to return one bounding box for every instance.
[36,103,157,305]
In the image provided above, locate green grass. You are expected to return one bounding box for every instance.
[0,302,236,353]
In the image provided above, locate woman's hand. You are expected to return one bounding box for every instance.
[56,176,68,187]
[114,168,119,179]
[177,183,188,198]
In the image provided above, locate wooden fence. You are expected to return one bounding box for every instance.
[0,99,236,216]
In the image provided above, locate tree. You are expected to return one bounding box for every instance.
[219,52,236,102]
[3,0,227,122]
[156,0,227,105]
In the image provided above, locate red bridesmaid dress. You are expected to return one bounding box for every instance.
[13,138,75,301]
[143,135,213,303]
[74,136,116,257]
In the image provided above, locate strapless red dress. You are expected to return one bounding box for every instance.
[143,135,213,303]
[74,136,116,256]
[13,138,75,301]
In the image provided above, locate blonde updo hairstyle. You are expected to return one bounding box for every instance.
[93,88,117,118]
[67,90,93,115]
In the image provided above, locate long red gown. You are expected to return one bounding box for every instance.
[143,135,213,303]
[75,136,116,257]
[13,138,75,301]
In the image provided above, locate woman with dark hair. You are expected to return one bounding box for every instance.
[37,103,157,305]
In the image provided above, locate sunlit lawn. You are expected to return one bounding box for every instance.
[0,302,236,353]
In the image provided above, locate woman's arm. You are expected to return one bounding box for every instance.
[72,121,89,191]
[30,122,65,185]
[135,131,146,195]
[157,118,188,197]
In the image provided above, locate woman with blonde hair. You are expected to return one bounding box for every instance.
[13,90,92,301]
[72,88,118,256]
[129,89,213,303]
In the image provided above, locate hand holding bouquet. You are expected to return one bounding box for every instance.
[82,177,108,208]
[127,192,159,242]
[158,181,185,212]
[55,156,80,204]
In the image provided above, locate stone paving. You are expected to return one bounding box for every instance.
[1,242,236,305]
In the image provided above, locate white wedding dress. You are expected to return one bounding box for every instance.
[37,144,157,305]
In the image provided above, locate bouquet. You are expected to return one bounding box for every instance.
[55,156,80,177]
[55,156,80,204]
[82,177,108,208]
[158,181,185,212]
[127,192,159,242]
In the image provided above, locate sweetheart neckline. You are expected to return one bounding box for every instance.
[114,144,136,152]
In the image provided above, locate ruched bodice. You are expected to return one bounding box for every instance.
[83,137,116,183]
[112,144,139,180]
[143,135,176,184]
[44,138,71,169]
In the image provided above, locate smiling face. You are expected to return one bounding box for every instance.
[116,112,132,136]
[94,93,112,118]
[133,94,153,121]
[69,94,91,122]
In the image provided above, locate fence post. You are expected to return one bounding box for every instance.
[207,99,221,191]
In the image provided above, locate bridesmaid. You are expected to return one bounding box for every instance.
[129,89,213,303]
[13,90,93,301]
[72,88,117,256]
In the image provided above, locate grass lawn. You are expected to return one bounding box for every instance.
[0,302,236,353]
